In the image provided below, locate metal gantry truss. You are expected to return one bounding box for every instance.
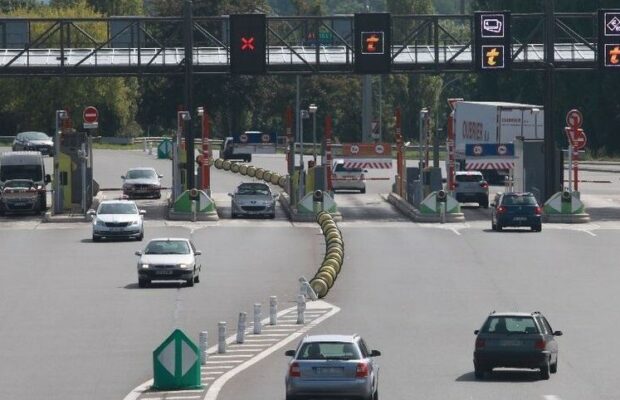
[0,12,599,76]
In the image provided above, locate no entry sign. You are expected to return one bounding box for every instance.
[83,106,98,124]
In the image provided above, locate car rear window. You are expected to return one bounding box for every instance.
[480,316,539,334]
[456,174,483,182]
[501,194,538,206]
[334,164,362,173]
[298,342,361,360]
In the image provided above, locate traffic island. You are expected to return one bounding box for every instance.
[387,191,465,223]
[543,190,590,223]
[278,191,342,222]
[43,190,105,223]
[168,189,219,221]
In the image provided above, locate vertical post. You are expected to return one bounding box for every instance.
[296,294,306,324]
[544,0,557,201]
[269,296,277,326]
[236,312,247,344]
[199,331,208,364]
[183,0,195,191]
[312,109,317,164]
[53,111,62,214]
[218,322,226,353]
[395,108,404,197]
[424,109,431,168]
[324,115,333,192]
[299,109,305,201]
[286,106,294,179]
[80,142,86,214]
[574,149,579,192]
[447,109,455,191]
[253,303,262,334]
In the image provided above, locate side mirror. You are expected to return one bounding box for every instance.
[273,193,279,199]
[134,251,142,256]
[44,174,51,184]
[370,350,381,357]
[363,169,369,173]
[553,331,563,336]
[227,193,233,197]
[285,350,296,357]
[195,250,202,256]
[490,203,495,208]
[474,330,479,335]
[139,210,146,215]
[87,209,96,216]
[121,176,126,180]
[158,175,164,179]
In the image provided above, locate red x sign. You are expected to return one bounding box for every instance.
[241,36,255,51]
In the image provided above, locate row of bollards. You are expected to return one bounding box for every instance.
[212,158,288,189]
[309,211,345,298]
[198,295,306,364]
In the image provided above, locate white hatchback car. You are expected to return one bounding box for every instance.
[331,159,367,193]
[88,200,145,241]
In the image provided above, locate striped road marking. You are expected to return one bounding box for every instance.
[123,300,340,400]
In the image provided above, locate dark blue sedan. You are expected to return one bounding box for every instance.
[491,192,542,232]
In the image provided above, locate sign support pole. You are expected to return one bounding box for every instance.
[325,115,333,192]
[395,108,404,198]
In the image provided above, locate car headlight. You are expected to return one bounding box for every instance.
[178,264,189,269]
[140,264,149,269]
[130,220,139,226]
[95,219,105,226]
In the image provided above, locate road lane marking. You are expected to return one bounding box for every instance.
[543,396,561,400]
[124,300,339,400]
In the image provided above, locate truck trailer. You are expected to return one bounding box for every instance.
[454,101,544,184]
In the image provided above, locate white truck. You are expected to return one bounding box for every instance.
[454,101,544,184]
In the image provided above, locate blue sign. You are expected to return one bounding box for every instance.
[465,143,514,157]
[233,131,276,144]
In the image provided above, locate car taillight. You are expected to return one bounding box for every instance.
[289,362,301,377]
[475,338,485,349]
[535,340,546,350]
[480,182,489,189]
[355,362,369,378]
[496,206,507,214]
[534,206,542,215]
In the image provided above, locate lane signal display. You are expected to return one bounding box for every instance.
[475,12,511,71]
[354,13,391,74]
[599,10,620,70]
[230,14,266,74]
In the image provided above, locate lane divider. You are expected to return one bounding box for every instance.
[211,158,287,190]
[309,210,344,298]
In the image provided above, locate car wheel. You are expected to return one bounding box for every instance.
[186,275,195,287]
[373,388,379,400]
[156,193,162,199]
[496,222,503,232]
[247,155,252,162]
[92,235,100,242]
[540,359,551,380]
[138,279,149,288]
[231,212,237,219]
[474,367,484,379]
[491,220,496,231]
[137,232,144,241]
[269,213,276,219]
[550,356,558,374]
[360,187,366,194]
[194,273,200,283]
[481,199,489,208]
[285,395,298,400]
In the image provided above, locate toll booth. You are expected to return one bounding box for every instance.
[55,131,95,213]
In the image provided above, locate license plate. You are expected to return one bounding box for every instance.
[156,270,173,275]
[111,227,124,231]
[13,202,27,206]
[316,367,343,375]
[513,217,527,221]
[500,340,522,347]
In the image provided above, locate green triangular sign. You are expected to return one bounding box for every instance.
[152,329,202,390]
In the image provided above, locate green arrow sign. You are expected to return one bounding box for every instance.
[152,329,202,390]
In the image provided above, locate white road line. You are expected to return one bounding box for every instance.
[242,338,279,343]
[202,371,225,375]
[220,349,258,353]
[450,227,461,236]
[202,360,242,364]
[245,333,288,337]
[543,395,561,400]
[201,377,217,381]
[259,329,297,333]
[208,354,253,359]
[203,366,234,370]
[203,300,340,400]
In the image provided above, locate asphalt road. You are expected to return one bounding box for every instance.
[1,148,620,400]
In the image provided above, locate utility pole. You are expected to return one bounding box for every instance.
[183,0,195,190]
[544,0,557,201]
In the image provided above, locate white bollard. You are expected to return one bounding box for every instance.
[199,330,208,365]
[148,141,153,155]
[269,296,278,326]
[218,322,226,354]
[299,276,318,301]
[143,137,147,152]
[297,294,306,325]
[236,312,247,344]
[253,303,262,334]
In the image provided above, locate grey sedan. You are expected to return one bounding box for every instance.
[229,182,277,219]
[135,238,202,288]
[122,167,163,199]
[285,334,380,400]
[88,200,145,241]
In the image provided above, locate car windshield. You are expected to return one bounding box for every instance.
[22,132,49,140]
[4,180,34,188]
[126,169,157,179]
[237,183,270,195]
[298,342,361,360]
[480,316,539,334]
[0,165,43,182]
[502,194,537,206]
[334,164,362,173]
[456,174,483,182]
[98,203,137,215]
[144,240,190,255]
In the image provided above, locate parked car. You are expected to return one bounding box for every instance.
[0,179,44,215]
[284,334,380,400]
[331,159,367,193]
[229,182,277,219]
[473,311,562,380]
[12,131,54,156]
[454,171,489,208]
[121,167,163,199]
[0,151,51,210]
[88,200,145,241]
[491,192,542,231]
[221,137,252,162]
[135,238,202,288]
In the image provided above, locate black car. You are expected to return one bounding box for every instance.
[12,131,54,156]
[491,192,542,232]
[473,311,562,380]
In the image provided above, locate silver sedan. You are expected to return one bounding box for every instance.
[88,200,145,241]
[229,182,277,219]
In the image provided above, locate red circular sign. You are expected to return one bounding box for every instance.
[573,130,587,150]
[239,134,249,143]
[83,106,98,124]
[261,134,271,143]
[566,109,582,128]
